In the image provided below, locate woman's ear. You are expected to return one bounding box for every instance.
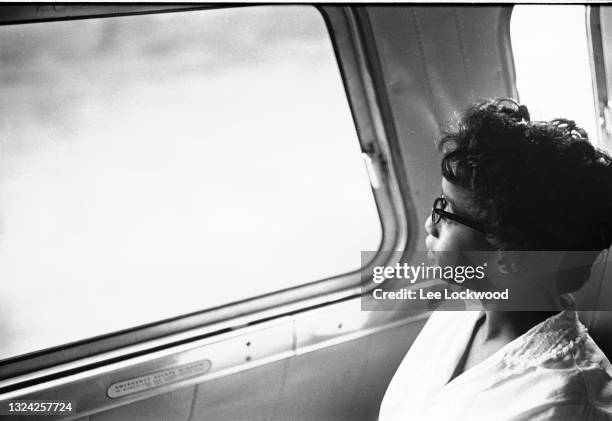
[495,250,523,274]
[483,234,524,274]
[485,234,497,246]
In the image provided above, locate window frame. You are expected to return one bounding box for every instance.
[587,5,612,152]
[0,4,415,387]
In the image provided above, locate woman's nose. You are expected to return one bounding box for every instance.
[424,214,438,237]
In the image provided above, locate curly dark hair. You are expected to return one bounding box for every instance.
[439,98,612,252]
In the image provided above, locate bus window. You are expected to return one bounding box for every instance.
[511,5,600,149]
[0,6,381,360]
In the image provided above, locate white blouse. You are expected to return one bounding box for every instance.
[379,301,612,420]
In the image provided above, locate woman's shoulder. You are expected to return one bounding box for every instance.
[554,335,612,409]
[491,314,612,419]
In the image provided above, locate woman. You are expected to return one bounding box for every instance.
[379,99,612,420]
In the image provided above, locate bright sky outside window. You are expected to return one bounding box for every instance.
[0,6,381,360]
[511,5,599,148]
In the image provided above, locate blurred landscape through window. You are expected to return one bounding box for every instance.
[0,6,381,360]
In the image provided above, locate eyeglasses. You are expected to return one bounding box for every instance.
[432,195,486,233]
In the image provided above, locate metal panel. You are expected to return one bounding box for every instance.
[275,306,428,421]
[0,298,431,420]
[350,317,428,420]
[292,299,428,354]
[190,360,288,421]
[363,6,516,252]
[92,389,193,421]
[278,338,371,421]
[0,318,294,420]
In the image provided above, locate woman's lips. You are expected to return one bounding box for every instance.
[425,236,438,264]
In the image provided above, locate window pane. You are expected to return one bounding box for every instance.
[511,6,599,146]
[0,6,381,360]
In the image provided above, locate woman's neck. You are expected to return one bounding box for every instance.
[480,310,558,342]
[477,272,565,341]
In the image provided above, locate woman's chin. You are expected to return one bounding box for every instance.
[426,250,439,265]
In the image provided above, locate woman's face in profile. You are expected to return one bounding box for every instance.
[425,178,491,266]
